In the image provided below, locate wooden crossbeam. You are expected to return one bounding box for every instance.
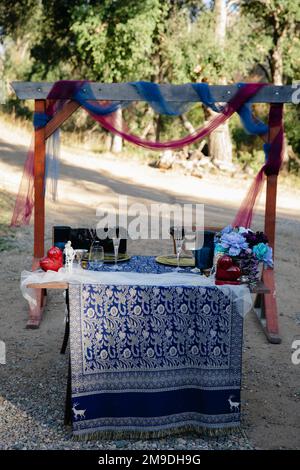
[45,100,80,139]
[11,81,298,103]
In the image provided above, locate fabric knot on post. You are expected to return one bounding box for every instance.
[263,143,271,162]
[33,112,51,129]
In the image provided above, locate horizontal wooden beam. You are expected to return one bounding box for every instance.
[10,81,298,103]
[26,280,269,293]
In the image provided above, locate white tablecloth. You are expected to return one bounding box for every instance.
[21,265,252,318]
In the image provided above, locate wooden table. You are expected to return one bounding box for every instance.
[27,280,270,294]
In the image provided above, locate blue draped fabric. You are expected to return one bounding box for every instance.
[73,87,128,115]
[33,112,51,129]
[263,142,271,162]
[33,112,60,200]
[237,102,269,135]
[132,81,192,116]
[34,81,269,207]
[193,82,269,136]
[69,256,243,438]
[192,83,224,113]
[34,81,270,131]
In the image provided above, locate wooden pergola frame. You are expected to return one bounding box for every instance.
[11,82,296,342]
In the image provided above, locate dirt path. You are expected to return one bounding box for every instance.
[0,119,299,449]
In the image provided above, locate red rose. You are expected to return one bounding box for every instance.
[47,246,63,261]
[39,256,62,272]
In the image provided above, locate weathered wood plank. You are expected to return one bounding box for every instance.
[26,280,269,293]
[11,81,298,103]
[45,100,80,139]
[250,280,270,294]
[27,282,68,289]
[265,174,278,251]
[34,100,46,259]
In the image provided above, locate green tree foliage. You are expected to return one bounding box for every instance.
[0,0,299,169]
[241,0,300,84]
[71,0,165,82]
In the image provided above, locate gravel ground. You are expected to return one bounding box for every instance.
[1,120,300,449]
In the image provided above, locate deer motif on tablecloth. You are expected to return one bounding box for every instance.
[228,395,240,412]
[72,402,86,420]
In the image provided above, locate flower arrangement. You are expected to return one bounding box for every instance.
[214,225,273,283]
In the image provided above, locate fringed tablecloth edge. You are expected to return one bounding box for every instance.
[72,423,241,441]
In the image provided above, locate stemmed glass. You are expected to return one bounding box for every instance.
[89,241,104,270]
[173,226,184,272]
[112,236,122,271]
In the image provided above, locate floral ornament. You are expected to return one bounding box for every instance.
[214,225,273,283]
[214,242,226,254]
[252,243,273,267]
[220,232,249,256]
[221,225,233,235]
[243,231,269,248]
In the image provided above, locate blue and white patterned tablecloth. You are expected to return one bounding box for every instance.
[88,255,195,273]
[69,256,243,438]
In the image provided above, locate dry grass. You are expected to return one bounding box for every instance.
[0,189,15,250]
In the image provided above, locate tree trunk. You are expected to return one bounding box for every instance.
[207,0,233,169]
[215,0,226,45]
[270,36,283,86]
[209,122,233,169]
[111,108,123,153]
[180,114,196,134]
[155,114,163,142]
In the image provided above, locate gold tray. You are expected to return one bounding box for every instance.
[155,255,195,267]
[81,253,131,268]
[103,253,131,264]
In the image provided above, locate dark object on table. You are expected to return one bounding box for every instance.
[70,228,92,250]
[194,231,215,269]
[215,255,241,285]
[53,226,127,254]
[53,226,71,251]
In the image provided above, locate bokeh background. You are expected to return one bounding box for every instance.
[0,0,299,174]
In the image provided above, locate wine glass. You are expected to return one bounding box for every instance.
[89,241,104,270]
[173,226,184,272]
[112,236,122,271]
[74,249,88,267]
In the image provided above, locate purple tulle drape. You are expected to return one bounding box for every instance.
[11,80,284,229]
[233,103,284,228]
[11,99,61,226]
[11,140,35,226]
[47,81,266,150]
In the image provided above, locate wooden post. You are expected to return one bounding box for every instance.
[26,99,47,329]
[259,174,281,343]
[253,117,282,344]
[26,99,80,328]
[264,174,278,251]
[34,99,46,258]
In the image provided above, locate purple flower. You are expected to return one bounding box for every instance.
[243,231,269,248]
[253,243,273,267]
[220,232,249,256]
[221,225,233,235]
